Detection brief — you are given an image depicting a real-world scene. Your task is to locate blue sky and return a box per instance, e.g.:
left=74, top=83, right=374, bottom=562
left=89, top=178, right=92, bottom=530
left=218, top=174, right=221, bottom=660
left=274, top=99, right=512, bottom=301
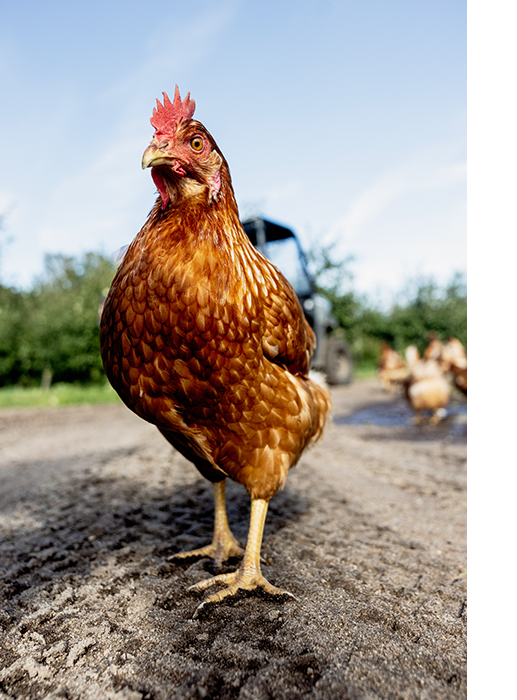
left=0, top=0, right=466, bottom=301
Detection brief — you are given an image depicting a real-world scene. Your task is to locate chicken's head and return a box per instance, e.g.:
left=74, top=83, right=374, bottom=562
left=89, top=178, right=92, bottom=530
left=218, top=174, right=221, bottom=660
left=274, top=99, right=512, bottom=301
left=142, top=86, right=223, bottom=209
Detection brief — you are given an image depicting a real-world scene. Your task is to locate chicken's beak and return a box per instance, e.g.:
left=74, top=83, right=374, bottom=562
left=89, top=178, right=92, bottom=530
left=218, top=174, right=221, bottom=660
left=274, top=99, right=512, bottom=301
left=142, top=144, right=187, bottom=177
left=142, top=144, right=162, bottom=169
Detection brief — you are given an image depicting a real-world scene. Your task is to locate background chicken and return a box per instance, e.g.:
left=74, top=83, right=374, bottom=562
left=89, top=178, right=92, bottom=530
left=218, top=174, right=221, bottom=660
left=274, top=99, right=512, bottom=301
left=100, top=87, right=332, bottom=612
left=441, top=337, right=467, bottom=395
left=423, top=334, right=467, bottom=396
left=404, top=345, right=450, bottom=423
left=377, top=341, right=408, bottom=391
left=422, top=331, right=444, bottom=363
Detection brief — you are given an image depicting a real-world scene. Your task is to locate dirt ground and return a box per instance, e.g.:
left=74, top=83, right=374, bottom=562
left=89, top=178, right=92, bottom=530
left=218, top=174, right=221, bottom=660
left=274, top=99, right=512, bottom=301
left=0, top=379, right=466, bottom=700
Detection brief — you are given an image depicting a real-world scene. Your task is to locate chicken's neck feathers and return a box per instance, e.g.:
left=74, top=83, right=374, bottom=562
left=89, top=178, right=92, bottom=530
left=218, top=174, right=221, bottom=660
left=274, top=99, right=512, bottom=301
left=131, top=185, right=282, bottom=306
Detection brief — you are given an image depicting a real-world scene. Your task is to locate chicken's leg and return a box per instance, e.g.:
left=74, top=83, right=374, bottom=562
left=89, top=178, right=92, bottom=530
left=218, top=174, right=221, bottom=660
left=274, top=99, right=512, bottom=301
left=190, top=498, right=294, bottom=614
left=169, top=481, right=243, bottom=567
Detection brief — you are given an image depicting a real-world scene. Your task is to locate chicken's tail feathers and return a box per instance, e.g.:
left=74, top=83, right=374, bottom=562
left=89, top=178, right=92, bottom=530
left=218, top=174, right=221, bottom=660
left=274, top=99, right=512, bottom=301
left=307, top=370, right=333, bottom=443
left=308, top=369, right=329, bottom=389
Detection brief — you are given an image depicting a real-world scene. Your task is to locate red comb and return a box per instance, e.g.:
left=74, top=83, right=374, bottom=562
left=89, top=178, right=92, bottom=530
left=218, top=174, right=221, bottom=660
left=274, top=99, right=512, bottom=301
left=150, top=86, right=196, bottom=137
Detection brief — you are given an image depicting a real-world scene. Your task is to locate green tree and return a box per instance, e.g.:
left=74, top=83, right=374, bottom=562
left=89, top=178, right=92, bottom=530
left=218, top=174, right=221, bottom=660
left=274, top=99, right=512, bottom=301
left=387, top=273, right=467, bottom=354
left=0, top=284, right=27, bottom=386
left=0, top=252, right=116, bottom=387
left=307, top=241, right=466, bottom=367
left=27, top=252, right=116, bottom=384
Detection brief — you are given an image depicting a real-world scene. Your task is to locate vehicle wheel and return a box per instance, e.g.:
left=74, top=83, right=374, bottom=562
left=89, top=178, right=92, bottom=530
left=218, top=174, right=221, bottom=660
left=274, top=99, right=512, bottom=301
left=325, top=337, right=354, bottom=385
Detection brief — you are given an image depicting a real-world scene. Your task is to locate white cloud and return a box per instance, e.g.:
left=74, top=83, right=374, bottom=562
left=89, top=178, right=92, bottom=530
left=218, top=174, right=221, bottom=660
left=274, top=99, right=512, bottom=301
left=38, top=134, right=150, bottom=254
left=327, top=142, right=466, bottom=247
left=349, top=194, right=466, bottom=303
left=0, top=191, right=15, bottom=216
left=101, top=1, right=239, bottom=114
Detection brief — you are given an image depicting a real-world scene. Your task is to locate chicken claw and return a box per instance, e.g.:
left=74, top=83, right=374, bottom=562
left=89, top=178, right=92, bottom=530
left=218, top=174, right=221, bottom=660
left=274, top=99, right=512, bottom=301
left=190, top=498, right=295, bottom=615
left=169, top=481, right=243, bottom=567
left=169, top=539, right=243, bottom=568
left=190, top=569, right=294, bottom=615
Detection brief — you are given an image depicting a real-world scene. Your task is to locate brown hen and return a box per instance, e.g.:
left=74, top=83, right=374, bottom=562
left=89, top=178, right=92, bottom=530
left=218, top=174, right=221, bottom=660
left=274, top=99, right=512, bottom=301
left=378, top=342, right=408, bottom=392
left=100, top=87, right=332, bottom=611
left=441, top=337, right=467, bottom=395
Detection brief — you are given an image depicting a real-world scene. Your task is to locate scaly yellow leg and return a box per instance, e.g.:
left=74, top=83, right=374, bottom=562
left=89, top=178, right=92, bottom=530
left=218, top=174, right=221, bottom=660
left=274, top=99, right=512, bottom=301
left=190, top=498, right=294, bottom=614
left=169, top=481, right=243, bottom=567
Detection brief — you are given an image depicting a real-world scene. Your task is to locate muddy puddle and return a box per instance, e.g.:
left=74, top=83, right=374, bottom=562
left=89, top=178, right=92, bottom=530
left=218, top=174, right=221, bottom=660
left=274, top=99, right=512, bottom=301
left=334, top=396, right=467, bottom=434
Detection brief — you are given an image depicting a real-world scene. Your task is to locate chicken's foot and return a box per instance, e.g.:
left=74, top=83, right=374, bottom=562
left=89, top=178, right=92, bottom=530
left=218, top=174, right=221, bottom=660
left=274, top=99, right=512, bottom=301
left=190, top=498, right=294, bottom=615
left=431, top=407, right=447, bottom=424
left=169, top=481, right=243, bottom=567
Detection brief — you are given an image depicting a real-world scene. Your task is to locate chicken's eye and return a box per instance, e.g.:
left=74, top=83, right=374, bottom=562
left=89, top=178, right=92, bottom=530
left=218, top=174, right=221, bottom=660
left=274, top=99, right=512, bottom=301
left=190, top=137, right=204, bottom=152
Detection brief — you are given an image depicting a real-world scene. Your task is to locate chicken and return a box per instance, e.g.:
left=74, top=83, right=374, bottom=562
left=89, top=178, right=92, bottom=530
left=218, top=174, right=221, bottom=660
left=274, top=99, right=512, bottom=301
left=422, top=332, right=445, bottom=363
left=377, top=342, right=408, bottom=391
left=424, top=334, right=467, bottom=396
left=100, top=87, right=332, bottom=611
left=404, top=345, right=450, bottom=423
left=441, top=337, right=467, bottom=396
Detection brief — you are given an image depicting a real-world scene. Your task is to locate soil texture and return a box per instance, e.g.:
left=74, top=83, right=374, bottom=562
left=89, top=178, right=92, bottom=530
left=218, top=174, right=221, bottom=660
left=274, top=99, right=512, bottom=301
left=0, top=380, right=467, bottom=699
